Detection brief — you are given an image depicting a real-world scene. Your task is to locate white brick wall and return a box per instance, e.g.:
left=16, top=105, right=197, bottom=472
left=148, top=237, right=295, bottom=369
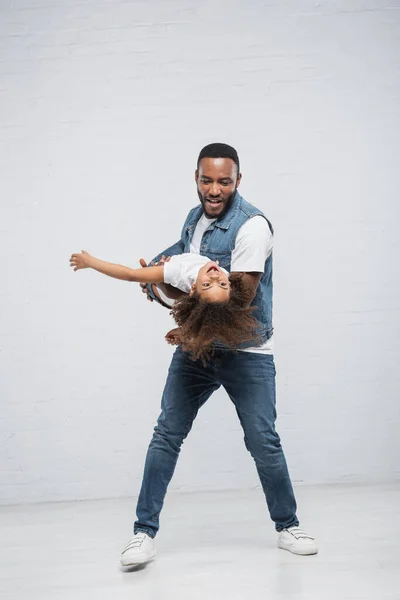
left=1, top=0, right=399, bottom=505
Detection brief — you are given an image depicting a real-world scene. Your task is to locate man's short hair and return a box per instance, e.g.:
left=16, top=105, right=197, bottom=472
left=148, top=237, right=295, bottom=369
left=197, top=143, right=240, bottom=174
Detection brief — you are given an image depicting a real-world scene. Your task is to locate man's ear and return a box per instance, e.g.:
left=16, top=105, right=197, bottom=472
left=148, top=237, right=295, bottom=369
left=189, top=283, right=197, bottom=297
left=195, top=169, right=199, bottom=184
left=236, top=172, right=242, bottom=189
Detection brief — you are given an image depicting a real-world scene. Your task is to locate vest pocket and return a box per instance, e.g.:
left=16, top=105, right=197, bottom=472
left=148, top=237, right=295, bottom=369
left=204, top=251, right=231, bottom=271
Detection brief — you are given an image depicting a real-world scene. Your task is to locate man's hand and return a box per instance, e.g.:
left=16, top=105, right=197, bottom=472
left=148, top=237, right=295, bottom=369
left=139, top=256, right=170, bottom=302
left=70, top=250, right=92, bottom=271
left=165, top=327, right=182, bottom=346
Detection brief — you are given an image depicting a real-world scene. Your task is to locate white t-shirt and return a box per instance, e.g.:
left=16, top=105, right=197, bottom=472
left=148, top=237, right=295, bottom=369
left=163, top=253, right=229, bottom=292
left=157, top=213, right=274, bottom=355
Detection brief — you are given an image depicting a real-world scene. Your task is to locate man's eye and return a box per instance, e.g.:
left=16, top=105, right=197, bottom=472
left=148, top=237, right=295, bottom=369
left=203, top=282, right=210, bottom=287
left=220, top=181, right=230, bottom=186
left=220, top=282, right=227, bottom=287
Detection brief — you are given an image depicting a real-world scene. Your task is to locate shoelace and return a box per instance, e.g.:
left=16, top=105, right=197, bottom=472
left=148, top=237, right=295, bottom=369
left=122, top=533, right=147, bottom=553
left=285, top=527, right=314, bottom=540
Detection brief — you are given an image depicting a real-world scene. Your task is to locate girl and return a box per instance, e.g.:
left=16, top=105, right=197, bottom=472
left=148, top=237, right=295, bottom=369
left=69, top=250, right=260, bottom=362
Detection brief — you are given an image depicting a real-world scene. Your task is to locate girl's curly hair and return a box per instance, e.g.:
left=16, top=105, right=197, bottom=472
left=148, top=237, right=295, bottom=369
left=170, top=274, right=261, bottom=363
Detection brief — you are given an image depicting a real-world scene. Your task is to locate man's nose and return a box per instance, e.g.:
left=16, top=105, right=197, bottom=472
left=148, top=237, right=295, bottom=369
left=209, top=183, right=220, bottom=197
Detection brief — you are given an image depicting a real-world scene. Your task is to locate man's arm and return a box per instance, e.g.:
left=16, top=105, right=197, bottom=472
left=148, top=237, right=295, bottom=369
left=235, top=272, right=263, bottom=307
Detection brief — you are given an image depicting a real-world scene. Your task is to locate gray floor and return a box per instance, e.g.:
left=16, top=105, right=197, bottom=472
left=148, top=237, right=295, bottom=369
left=1, top=484, right=399, bottom=600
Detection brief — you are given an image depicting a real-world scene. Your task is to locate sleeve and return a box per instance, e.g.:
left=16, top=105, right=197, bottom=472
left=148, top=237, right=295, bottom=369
left=163, top=255, right=183, bottom=288
left=230, top=216, right=273, bottom=273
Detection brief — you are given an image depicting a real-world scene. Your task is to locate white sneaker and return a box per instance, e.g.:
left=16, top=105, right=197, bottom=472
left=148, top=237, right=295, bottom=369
left=120, top=532, right=156, bottom=567
left=278, top=526, right=318, bottom=555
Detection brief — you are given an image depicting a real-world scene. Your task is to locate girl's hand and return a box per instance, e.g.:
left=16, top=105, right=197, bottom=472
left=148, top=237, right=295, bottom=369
left=70, top=250, right=92, bottom=271
left=165, top=327, right=182, bottom=346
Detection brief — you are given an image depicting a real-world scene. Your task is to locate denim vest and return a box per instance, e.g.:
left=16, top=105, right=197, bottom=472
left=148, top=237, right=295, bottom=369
left=149, top=192, right=273, bottom=345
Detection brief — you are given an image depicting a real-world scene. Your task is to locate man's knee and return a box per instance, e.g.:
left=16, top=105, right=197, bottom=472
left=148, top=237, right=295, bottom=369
left=150, top=413, right=193, bottom=453
left=244, top=427, right=282, bottom=460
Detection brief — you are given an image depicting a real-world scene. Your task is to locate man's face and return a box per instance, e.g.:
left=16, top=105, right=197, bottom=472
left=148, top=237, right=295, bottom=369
left=195, top=157, right=241, bottom=218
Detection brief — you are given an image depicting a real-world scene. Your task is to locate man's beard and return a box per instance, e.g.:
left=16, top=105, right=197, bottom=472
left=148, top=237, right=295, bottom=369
left=197, top=190, right=236, bottom=219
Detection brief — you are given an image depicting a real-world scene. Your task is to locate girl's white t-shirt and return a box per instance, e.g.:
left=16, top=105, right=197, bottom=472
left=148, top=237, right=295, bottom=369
left=163, top=254, right=228, bottom=293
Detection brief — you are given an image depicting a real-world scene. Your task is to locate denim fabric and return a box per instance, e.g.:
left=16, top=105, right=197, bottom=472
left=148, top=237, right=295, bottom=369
left=134, top=347, right=299, bottom=537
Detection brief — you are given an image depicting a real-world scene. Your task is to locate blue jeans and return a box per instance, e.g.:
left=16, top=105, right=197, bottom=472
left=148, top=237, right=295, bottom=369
left=134, top=347, right=299, bottom=537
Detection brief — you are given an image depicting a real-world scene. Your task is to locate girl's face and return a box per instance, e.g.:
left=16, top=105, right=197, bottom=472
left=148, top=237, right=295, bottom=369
left=191, top=261, right=231, bottom=303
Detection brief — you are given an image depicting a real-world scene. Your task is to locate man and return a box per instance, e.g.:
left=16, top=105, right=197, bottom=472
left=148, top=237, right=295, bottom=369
left=121, top=143, right=317, bottom=566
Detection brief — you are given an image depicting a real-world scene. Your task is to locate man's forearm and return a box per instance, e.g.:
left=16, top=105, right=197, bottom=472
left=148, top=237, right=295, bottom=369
left=233, top=272, right=263, bottom=307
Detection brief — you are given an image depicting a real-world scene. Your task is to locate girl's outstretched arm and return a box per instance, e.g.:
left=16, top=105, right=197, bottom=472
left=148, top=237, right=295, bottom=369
left=69, top=250, right=164, bottom=283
